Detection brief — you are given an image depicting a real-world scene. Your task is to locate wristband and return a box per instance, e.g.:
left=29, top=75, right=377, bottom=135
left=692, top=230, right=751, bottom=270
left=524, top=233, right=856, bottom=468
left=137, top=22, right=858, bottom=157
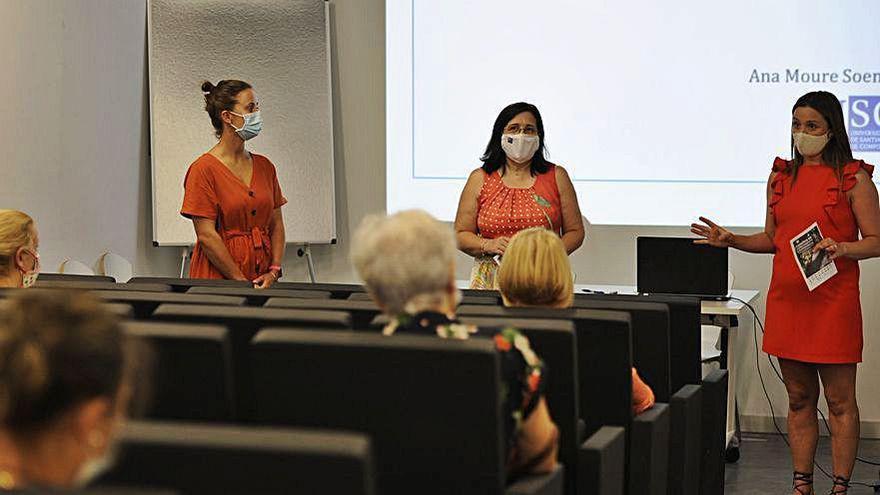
left=269, top=265, right=282, bottom=279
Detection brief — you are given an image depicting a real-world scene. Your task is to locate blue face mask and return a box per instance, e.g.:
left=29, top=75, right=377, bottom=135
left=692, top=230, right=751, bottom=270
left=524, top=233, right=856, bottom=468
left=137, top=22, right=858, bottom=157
left=229, top=110, right=263, bottom=141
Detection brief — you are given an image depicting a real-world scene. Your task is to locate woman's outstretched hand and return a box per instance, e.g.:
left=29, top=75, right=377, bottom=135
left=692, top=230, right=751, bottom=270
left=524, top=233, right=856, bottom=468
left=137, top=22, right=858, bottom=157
left=691, top=217, right=735, bottom=248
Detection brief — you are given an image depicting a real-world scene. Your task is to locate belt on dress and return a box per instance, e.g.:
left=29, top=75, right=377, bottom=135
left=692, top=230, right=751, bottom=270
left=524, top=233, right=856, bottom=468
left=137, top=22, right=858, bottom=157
left=224, top=226, right=270, bottom=249
left=223, top=227, right=272, bottom=272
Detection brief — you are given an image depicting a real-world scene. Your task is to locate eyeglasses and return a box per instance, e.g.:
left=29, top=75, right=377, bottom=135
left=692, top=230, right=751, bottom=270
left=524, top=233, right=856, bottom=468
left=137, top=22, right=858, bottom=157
left=503, top=124, right=538, bottom=136
left=230, top=102, right=261, bottom=116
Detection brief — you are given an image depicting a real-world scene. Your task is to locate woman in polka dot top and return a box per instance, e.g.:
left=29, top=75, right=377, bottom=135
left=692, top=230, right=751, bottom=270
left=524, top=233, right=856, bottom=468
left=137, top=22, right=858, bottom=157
left=454, top=102, right=585, bottom=289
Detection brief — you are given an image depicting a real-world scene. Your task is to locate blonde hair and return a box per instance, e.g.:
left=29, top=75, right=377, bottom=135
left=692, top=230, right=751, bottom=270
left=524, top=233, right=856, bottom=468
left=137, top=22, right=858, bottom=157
left=497, top=228, right=573, bottom=308
left=0, top=210, right=35, bottom=277
left=351, top=210, right=456, bottom=315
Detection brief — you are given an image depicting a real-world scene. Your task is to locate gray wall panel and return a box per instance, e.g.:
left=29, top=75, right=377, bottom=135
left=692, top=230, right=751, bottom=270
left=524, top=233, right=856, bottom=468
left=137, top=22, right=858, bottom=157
left=149, top=0, right=335, bottom=245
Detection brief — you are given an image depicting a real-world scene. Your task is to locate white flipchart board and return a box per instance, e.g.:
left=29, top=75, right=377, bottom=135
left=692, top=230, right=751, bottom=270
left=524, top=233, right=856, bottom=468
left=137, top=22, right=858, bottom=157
left=148, top=0, right=336, bottom=246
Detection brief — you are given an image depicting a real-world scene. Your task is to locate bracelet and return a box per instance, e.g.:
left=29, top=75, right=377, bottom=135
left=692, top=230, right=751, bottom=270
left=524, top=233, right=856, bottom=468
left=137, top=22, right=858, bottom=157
left=269, top=265, right=282, bottom=280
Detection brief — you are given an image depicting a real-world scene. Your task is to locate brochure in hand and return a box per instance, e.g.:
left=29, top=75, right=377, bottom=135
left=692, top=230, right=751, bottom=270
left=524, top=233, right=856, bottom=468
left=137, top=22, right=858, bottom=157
left=790, top=222, right=837, bottom=291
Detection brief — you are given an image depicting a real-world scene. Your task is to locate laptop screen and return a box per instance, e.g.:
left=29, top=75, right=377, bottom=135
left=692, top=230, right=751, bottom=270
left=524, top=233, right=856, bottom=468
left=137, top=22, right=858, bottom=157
left=637, top=237, right=728, bottom=296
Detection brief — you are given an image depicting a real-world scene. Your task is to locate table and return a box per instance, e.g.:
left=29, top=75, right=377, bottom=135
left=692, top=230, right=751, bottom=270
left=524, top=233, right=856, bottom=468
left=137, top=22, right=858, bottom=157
left=574, top=285, right=760, bottom=461
left=699, top=290, right=760, bottom=462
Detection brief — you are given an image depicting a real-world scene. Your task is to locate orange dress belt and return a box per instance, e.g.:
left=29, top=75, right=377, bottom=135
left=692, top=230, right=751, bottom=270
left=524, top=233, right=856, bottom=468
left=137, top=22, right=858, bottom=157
left=223, top=227, right=271, bottom=270
left=225, top=226, right=270, bottom=248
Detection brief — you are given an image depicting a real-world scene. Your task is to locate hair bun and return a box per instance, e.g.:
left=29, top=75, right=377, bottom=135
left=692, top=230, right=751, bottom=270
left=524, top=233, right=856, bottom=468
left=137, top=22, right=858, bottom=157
left=201, top=81, right=216, bottom=95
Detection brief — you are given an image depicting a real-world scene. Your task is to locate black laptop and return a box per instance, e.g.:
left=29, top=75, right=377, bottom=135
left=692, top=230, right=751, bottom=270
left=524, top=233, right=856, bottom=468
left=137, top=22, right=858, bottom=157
left=636, top=236, right=729, bottom=299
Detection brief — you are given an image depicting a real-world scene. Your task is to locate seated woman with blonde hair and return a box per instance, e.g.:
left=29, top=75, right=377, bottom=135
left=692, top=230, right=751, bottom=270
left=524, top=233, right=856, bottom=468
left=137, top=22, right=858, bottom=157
left=351, top=210, right=559, bottom=478
left=0, top=210, right=40, bottom=289
left=497, top=227, right=655, bottom=415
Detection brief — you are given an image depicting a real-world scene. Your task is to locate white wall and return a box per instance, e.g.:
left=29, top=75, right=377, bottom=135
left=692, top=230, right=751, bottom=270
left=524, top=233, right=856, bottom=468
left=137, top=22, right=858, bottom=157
left=3, top=0, right=879, bottom=434
left=1, top=0, right=181, bottom=277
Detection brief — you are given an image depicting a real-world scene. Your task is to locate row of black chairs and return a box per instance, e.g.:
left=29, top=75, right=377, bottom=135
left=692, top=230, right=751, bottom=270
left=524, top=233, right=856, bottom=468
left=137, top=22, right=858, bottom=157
left=11, top=275, right=728, bottom=495
left=106, top=319, right=568, bottom=495
left=35, top=275, right=703, bottom=393
left=99, top=421, right=376, bottom=495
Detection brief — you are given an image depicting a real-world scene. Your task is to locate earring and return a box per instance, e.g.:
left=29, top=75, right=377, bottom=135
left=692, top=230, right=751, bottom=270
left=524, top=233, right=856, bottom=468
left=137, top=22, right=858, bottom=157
left=87, top=430, right=105, bottom=450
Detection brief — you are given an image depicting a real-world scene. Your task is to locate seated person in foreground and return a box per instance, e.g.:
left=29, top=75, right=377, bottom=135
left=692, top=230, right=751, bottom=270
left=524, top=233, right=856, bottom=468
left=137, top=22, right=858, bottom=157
left=351, top=210, right=559, bottom=478
left=0, top=290, right=150, bottom=492
left=497, top=227, right=655, bottom=415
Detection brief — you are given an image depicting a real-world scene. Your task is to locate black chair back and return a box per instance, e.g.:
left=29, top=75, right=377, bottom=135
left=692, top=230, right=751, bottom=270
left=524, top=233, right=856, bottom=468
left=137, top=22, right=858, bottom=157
left=34, top=280, right=171, bottom=292
left=128, top=278, right=364, bottom=298
left=570, top=300, right=671, bottom=401
left=92, top=291, right=246, bottom=319
left=454, top=305, right=633, bottom=438
left=628, top=404, right=669, bottom=495
left=123, top=322, right=235, bottom=422
left=265, top=297, right=382, bottom=329
left=128, top=277, right=253, bottom=293
left=82, top=488, right=177, bottom=495
left=151, top=304, right=351, bottom=417
left=150, top=304, right=351, bottom=329
left=250, top=329, right=505, bottom=495
left=104, top=302, right=135, bottom=318
left=98, top=421, right=375, bottom=495
left=348, top=291, right=500, bottom=306
left=38, top=273, right=116, bottom=283
left=699, top=369, right=728, bottom=494
left=667, top=384, right=702, bottom=495
left=347, top=292, right=373, bottom=301
left=273, top=281, right=366, bottom=298
left=575, top=293, right=701, bottom=392
left=461, top=294, right=503, bottom=305
left=461, top=288, right=499, bottom=298
left=186, top=286, right=331, bottom=306
left=460, top=316, right=579, bottom=494
left=579, top=426, right=626, bottom=495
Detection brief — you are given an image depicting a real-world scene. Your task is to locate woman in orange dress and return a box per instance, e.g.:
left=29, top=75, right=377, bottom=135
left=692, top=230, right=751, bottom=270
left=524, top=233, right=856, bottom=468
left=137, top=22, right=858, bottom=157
left=693, top=91, right=880, bottom=494
left=455, top=102, right=585, bottom=289
left=181, top=80, right=287, bottom=288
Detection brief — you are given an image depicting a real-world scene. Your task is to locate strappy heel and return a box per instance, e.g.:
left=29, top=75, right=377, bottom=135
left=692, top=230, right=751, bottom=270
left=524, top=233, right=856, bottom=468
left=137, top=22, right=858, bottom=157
left=792, top=471, right=813, bottom=494
left=829, top=475, right=850, bottom=494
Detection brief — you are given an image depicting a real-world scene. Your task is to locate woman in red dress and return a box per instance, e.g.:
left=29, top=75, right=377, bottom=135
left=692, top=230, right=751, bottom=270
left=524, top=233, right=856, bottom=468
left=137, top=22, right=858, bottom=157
left=181, top=80, right=287, bottom=288
left=454, top=102, right=585, bottom=288
left=693, top=91, right=880, bottom=494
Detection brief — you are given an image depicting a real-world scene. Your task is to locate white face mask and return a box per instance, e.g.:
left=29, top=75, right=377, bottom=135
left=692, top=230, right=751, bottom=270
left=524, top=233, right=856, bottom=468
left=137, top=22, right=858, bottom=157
left=229, top=110, right=263, bottom=141
left=501, top=134, right=540, bottom=164
left=73, top=446, right=117, bottom=488
left=18, top=249, right=39, bottom=288
left=793, top=132, right=830, bottom=157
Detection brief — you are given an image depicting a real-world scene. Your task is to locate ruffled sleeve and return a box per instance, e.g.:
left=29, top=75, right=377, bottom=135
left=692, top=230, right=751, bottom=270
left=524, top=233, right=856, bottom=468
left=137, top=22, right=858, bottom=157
left=823, top=160, right=876, bottom=226
left=841, top=160, right=875, bottom=193
left=769, top=157, right=790, bottom=212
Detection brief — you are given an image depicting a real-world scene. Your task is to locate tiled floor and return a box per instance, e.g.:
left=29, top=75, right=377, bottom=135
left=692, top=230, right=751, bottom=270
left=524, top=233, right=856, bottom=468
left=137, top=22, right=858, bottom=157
left=726, top=433, right=880, bottom=494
